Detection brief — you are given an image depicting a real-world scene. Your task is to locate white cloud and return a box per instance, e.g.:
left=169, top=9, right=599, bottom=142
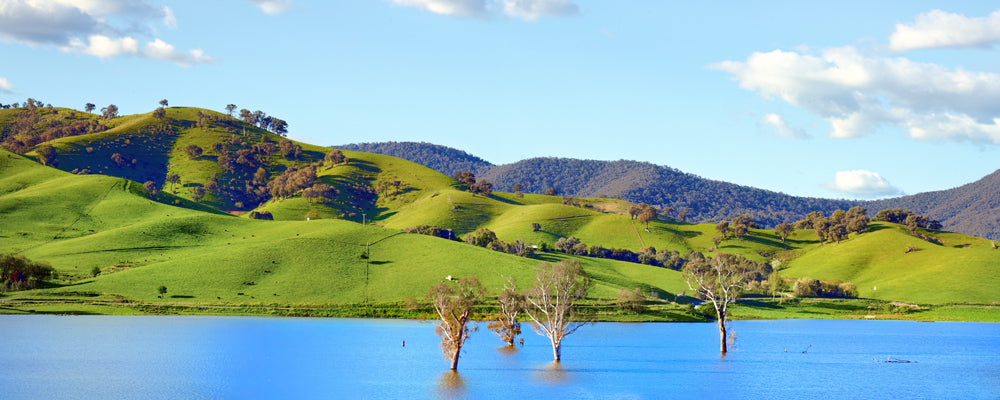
left=0, top=0, right=210, bottom=66
left=825, top=170, right=903, bottom=198
left=760, top=113, right=808, bottom=138
left=0, top=77, right=13, bottom=93
left=709, top=46, right=1000, bottom=143
left=500, top=0, right=578, bottom=21
left=390, top=0, right=578, bottom=20
left=249, top=0, right=293, bottom=15
left=890, top=9, right=1000, bottom=51
left=162, top=6, right=176, bottom=28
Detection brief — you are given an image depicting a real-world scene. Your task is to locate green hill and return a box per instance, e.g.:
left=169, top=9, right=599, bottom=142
left=2, top=106, right=999, bottom=318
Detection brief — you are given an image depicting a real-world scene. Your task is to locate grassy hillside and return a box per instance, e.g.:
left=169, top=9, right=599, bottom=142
left=3, top=106, right=999, bottom=317
left=0, top=148, right=684, bottom=308
left=781, top=222, right=1000, bottom=304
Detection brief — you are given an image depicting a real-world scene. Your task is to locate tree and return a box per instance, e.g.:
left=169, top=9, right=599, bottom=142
left=100, top=104, right=119, bottom=119
left=36, top=144, right=57, bottom=166
left=159, top=99, right=168, bottom=107
left=715, top=221, right=731, bottom=240
left=775, top=223, right=793, bottom=243
left=143, top=181, right=159, bottom=197
left=239, top=109, right=253, bottom=125
left=616, top=288, right=645, bottom=313
left=637, top=205, right=657, bottom=229
left=85, top=103, right=95, bottom=113
left=166, top=173, right=180, bottom=193
left=524, top=259, right=591, bottom=362
left=184, top=144, right=203, bottom=160
left=157, top=285, right=167, bottom=296
left=325, top=149, right=348, bottom=165
left=153, top=107, right=166, bottom=121
left=487, top=276, right=526, bottom=347
left=191, top=187, right=206, bottom=203
left=682, top=253, right=749, bottom=355
left=531, top=222, right=541, bottom=232
left=270, top=118, right=288, bottom=136
left=453, top=171, right=476, bottom=188
left=544, top=188, right=556, bottom=196
left=428, top=276, right=483, bottom=370
left=225, top=104, right=237, bottom=117
left=471, top=179, right=493, bottom=196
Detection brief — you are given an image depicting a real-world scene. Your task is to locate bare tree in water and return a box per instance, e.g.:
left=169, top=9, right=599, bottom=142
left=429, top=276, right=483, bottom=370
left=524, top=259, right=591, bottom=362
left=487, top=275, right=526, bottom=347
left=682, top=253, right=748, bottom=355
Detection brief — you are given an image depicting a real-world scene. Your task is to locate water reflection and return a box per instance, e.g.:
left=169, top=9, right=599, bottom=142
left=534, top=361, right=570, bottom=385
left=436, top=370, right=466, bottom=399
left=496, top=345, right=519, bottom=355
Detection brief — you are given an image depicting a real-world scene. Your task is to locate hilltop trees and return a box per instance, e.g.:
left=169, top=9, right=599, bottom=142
left=84, top=103, right=95, bottom=113
left=775, top=222, right=793, bottom=243
left=159, top=99, right=168, bottom=107
left=100, top=104, right=119, bottom=119
left=794, top=207, right=870, bottom=244
left=429, top=276, right=484, bottom=370
left=524, top=259, right=591, bottom=362
left=225, top=104, right=237, bottom=116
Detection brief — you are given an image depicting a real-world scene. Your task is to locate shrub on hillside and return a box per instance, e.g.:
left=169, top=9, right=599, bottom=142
left=1, top=254, right=55, bottom=291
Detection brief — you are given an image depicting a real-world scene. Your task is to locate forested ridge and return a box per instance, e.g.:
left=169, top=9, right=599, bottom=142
left=335, top=141, right=1000, bottom=239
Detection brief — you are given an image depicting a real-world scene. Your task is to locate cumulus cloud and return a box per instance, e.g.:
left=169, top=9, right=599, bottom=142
left=760, top=113, right=809, bottom=138
left=0, top=77, right=13, bottom=93
left=390, top=0, right=578, bottom=21
left=825, top=170, right=903, bottom=198
left=890, top=9, right=1000, bottom=51
left=709, top=46, right=1000, bottom=144
left=249, top=0, right=293, bottom=15
left=0, top=0, right=210, bottom=66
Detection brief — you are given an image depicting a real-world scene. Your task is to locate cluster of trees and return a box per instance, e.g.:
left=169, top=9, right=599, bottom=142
left=551, top=236, right=701, bottom=270
left=403, top=225, right=456, bottom=241
left=266, top=166, right=317, bottom=199
left=462, top=228, right=534, bottom=257
left=873, top=208, right=942, bottom=234
left=628, top=203, right=658, bottom=229
left=714, top=214, right=759, bottom=244
left=453, top=171, right=493, bottom=196
left=1, top=254, right=55, bottom=292
left=0, top=99, right=107, bottom=154
left=429, top=260, right=590, bottom=370
left=792, top=277, right=858, bottom=298
left=237, top=108, right=288, bottom=136
left=787, top=207, right=871, bottom=244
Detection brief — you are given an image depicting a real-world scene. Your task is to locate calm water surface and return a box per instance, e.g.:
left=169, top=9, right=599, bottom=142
left=1, top=316, right=997, bottom=399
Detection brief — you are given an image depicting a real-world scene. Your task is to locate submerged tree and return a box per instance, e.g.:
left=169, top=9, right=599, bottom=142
left=524, top=259, right=591, bottom=362
left=429, top=276, right=484, bottom=370
left=487, top=276, right=526, bottom=347
left=682, top=253, right=749, bottom=355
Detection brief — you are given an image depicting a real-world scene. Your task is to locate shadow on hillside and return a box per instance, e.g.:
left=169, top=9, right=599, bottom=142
left=170, top=295, right=194, bottom=299
left=369, top=261, right=392, bottom=265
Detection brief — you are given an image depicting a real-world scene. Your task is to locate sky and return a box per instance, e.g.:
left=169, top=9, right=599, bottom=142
left=3, top=0, right=1000, bottom=200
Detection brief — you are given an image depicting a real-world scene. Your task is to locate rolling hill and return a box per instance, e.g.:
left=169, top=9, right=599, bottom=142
left=2, top=106, right=998, bottom=312
left=335, top=141, right=1000, bottom=240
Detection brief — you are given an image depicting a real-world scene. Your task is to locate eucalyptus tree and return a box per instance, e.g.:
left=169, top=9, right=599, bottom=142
left=524, top=259, right=591, bottom=362
left=682, top=253, right=749, bottom=355
left=429, top=276, right=484, bottom=370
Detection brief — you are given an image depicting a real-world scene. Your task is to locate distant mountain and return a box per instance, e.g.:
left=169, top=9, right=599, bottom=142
left=867, top=170, right=1000, bottom=241
left=336, top=141, right=1000, bottom=240
left=336, top=142, right=492, bottom=177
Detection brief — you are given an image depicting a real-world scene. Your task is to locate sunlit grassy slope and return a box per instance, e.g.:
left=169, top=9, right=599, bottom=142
left=4, top=106, right=999, bottom=307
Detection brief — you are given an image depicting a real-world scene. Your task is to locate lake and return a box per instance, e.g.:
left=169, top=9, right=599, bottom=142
left=1, top=316, right=997, bottom=399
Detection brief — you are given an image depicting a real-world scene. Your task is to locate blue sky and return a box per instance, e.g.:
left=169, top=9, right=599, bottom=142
left=3, top=1, right=1000, bottom=200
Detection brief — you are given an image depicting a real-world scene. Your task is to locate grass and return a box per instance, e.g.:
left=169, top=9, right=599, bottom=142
left=3, top=107, right=1000, bottom=321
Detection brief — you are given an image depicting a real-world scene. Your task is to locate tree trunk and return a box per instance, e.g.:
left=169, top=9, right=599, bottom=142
left=551, top=339, right=562, bottom=362
left=718, top=312, right=728, bottom=355
left=450, top=346, right=460, bottom=370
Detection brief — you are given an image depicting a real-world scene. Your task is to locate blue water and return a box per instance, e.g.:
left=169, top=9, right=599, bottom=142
left=0, top=316, right=997, bottom=399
